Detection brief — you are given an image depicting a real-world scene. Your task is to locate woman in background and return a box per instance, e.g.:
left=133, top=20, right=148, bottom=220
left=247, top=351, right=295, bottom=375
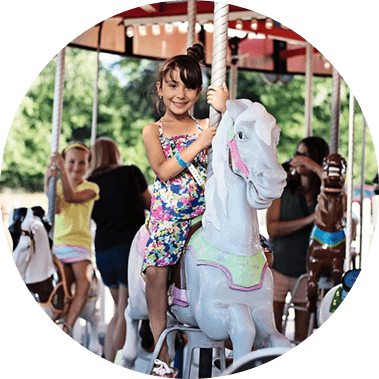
left=88, top=137, right=151, bottom=362
left=266, top=136, right=329, bottom=343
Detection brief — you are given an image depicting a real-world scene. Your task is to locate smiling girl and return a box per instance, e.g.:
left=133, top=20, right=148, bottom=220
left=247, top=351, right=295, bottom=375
left=142, top=43, right=229, bottom=377
left=44, top=141, right=99, bottom=335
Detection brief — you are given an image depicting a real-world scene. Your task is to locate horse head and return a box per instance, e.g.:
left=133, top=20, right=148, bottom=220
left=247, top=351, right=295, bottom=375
left=210, top=99, right=286, bottom=218
left=9, top=207, right=55, bottom=284
left=9, top=208, right=35, bottom=281
left=321, top=153, right=347, bottom=193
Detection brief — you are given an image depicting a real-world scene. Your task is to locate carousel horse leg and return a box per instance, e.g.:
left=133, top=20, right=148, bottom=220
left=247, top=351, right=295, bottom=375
left=332, top=256, right=344, bottom=287
left=227, top=304, right=256, bottom=362
left=119, top=305, right=141, bottom=368
left=307, top=262, right=322, bottom=313
left=83, top=301, right=102, bottom=356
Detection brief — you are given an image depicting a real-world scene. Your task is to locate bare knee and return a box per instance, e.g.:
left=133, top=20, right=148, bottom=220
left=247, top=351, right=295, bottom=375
left=145, top=266, right=170, bottom=289
left=76, top=276, right=91, bottom=297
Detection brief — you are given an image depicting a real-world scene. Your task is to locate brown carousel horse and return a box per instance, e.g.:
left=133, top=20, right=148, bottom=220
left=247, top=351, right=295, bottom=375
left=306, top=153, right=347, bottom=312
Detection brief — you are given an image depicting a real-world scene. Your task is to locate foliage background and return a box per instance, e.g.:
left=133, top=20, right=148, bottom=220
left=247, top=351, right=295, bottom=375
left=1, top=47, right=377, bottom=192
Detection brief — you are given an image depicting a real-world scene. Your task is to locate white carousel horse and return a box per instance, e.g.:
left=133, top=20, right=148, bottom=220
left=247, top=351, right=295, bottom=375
left=120, top=99, right=291, bottom=371
left=9, top=206, right=102, bottom=355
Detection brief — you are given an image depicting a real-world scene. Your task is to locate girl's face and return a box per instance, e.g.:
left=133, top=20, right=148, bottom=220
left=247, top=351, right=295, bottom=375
left=64, top=148, right=90, bottom=184
left=157, top=67, right=201, bottom=117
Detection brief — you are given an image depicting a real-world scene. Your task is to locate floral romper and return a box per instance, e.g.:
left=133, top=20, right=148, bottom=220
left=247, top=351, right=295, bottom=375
left=142, top=118, right=208, bottom=274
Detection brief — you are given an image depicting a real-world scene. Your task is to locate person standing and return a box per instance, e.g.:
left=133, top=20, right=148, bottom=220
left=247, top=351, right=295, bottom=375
left=266, top=136, right=329, bottom=343
left=87, top=137, right=151, bottom=362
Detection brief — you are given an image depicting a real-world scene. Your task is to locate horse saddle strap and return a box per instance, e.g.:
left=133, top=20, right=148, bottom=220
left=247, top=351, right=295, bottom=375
left=52, top=254, right=74, bottom=301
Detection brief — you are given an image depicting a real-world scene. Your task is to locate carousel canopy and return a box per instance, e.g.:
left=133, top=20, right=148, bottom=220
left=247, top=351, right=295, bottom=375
left=68, top=1, right=331, bottom=76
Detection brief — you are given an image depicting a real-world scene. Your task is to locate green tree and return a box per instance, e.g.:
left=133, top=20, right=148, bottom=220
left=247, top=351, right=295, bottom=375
left=2, top=48, right=377, bottom=192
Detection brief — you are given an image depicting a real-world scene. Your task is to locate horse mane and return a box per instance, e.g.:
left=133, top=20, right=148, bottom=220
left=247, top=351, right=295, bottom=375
left=203, top=99, right=267, bottom=231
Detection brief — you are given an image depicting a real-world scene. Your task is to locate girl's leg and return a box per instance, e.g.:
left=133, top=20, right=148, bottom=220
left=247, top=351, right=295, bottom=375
left=63, top=260, right=93, bottom=333
left=145, top=265, right=171, bottom=365
left=105, top=285, right=128, bottom=362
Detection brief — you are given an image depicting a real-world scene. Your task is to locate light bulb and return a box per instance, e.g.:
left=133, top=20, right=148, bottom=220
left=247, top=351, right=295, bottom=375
left=236, top=19, right=243, bottom=30
left=126, top=26, right=134, bottom=38
left=152, top=24, right=161, bottom=36
left=265, top=18, right=274, bottom=30
left=138, top=25, right=147, bottom=37
left=165, top=23, right=174, bottom=35
left=250, top=18, right=258, bottom=31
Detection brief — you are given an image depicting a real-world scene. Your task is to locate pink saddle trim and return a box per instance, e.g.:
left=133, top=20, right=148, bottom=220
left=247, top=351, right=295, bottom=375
left=137, top=226, right=150, bottom=256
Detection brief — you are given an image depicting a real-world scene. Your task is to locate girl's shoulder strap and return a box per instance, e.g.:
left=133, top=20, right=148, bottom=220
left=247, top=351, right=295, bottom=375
left=191, top=116, right=202, bottom=132
left=158, top=118, right=164, bottom=139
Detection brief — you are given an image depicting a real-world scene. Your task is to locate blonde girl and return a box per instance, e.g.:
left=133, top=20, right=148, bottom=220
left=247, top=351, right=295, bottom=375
left=44, top=141, right=99, bottom=334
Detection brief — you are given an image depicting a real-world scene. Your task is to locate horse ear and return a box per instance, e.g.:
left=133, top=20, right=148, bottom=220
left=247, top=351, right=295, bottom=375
left=250, top=103, right=276, bottom=146
left=225, top=99, right=252, bottom=121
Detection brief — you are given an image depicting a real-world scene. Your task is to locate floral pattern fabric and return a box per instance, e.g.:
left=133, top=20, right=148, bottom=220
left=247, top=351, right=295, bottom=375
left=142, top=118, right=207, bottom=273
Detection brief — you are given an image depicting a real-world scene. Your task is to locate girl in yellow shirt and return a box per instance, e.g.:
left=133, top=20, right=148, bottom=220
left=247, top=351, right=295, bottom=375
left=44, top=142, right=99, bottom=334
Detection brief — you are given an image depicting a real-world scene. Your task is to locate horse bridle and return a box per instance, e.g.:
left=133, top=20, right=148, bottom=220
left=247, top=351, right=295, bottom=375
left=9, top=207, right=36, bottom=257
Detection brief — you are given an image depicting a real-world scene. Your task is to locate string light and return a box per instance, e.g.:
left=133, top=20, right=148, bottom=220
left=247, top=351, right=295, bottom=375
left=138, top=25, right=147, bottom=37
left=126, top=25, right=134, bottom=38
left=265, top=18, right=274, bottom=30
left=178, top=22, right=187, bottom=34
left=236, top=19, right=243, bottom=30
left=152, top=24, right=161, bottom=36
left=165, top=23, right=174, bottom=35
left=250, top=18, right=258, bottom=31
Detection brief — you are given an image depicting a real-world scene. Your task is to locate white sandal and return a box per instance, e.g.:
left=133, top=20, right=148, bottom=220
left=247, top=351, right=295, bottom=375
left=151, top=359, right=179, bottom=378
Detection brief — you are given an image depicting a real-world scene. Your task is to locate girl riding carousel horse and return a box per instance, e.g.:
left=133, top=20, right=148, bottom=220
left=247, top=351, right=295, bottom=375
left=44, top=141, right=99, bottom=335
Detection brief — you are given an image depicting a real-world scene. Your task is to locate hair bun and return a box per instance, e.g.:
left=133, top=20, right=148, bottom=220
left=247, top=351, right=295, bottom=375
left=187, top=43, right=205, bottom=65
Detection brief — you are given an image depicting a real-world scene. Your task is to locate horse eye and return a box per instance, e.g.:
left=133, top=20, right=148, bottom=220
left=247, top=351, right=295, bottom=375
left=237, top=131, right=245, bottom=140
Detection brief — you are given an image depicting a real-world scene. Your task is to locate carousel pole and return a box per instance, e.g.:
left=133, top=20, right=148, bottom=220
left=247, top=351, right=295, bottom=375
left=207, top=2, right=229, bottom=179
left=330, top=67, right=342, bottom=154
left=197, top=4, right=228, bottom=377
left=345, top=91, right=356, bottom=270
left=186, top=0, right=196, bottom=47
left=304, top=42, right=313, bottom=137
left=187, top=0, right=197, bottom=118
left=91, top=22, right=103, bottom=147
left=47, top=48, right=66, bottom=229
left=358, top=116, right=367, bottom=269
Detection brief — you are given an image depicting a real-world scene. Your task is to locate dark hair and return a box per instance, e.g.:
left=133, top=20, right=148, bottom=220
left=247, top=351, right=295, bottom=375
left=156, top=43, right=205, bottom=114
left=61, top=141, right=92, bottom=162
left=287, top=136, right=329, bottom=201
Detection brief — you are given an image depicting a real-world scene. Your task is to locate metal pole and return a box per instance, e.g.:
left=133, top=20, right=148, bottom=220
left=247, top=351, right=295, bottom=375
left=358, top=116, right=367, bottom=268
left=345, top=91, right=355, bottom=270
left=186, top=0, right=197, bottom=48
left=330, top=67, right=341, bottom=154
left=48, top=48, right=66, bottom=228
left=207, top=2, right=229, bottom=179
left=229, top=63, right=237, bottom=99
left=187, top=0, right=197, bottom=117
left=199, top=4, right=228, bottom=376
left=91, top=23, right=103, bottom=146
left=304, top=42, right=313, bottom=137
left=209, top=3, right=229, bottom=127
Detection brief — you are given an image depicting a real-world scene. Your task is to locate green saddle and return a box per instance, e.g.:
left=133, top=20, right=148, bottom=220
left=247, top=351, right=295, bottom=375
left=187, top=228, right=267, bottom=291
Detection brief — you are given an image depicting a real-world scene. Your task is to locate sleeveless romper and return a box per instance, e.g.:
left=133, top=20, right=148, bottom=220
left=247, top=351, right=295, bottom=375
left=142, top=118, right=208, bottom=274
